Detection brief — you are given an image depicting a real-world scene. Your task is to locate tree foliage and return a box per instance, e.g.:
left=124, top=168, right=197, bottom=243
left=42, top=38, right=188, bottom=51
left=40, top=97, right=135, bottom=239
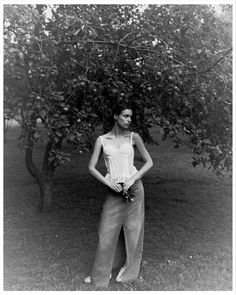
left=3, top=4, right=232, bottom=209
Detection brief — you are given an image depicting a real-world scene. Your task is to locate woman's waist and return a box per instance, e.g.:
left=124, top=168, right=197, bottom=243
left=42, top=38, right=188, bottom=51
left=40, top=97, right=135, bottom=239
left=105, top=167, right=137, bottom=182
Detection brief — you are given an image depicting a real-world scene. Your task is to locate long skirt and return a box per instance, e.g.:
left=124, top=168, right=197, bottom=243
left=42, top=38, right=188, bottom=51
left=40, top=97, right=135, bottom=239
left=90, top=179, right=145, bottom=288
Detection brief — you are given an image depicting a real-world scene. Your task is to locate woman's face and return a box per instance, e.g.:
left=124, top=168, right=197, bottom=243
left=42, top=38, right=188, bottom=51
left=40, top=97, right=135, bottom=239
left=115, top=109, right=133, bottom=130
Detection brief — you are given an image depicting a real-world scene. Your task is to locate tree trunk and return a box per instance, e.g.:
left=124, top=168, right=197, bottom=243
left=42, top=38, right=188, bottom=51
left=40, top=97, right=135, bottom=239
left=42, top=179, right=53, bottom=211
left=4, top=119, right=7, bottom=143
left=4, top=119, right=10, bottom=143
left=38, top=172, right=54, bottom=212
left=25, top=146, right=54, bottom=212
left=24, top=118, right=55, bottom=212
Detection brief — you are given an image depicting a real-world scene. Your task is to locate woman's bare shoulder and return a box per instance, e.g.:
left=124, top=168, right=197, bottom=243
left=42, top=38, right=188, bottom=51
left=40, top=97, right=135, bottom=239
left=102, top=132, right=113, bottom=139
left=132, top=132, right=141, bottom=140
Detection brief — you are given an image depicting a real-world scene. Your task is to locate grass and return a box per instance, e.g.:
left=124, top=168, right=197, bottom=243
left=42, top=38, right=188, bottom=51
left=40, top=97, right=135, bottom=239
left=3, top=126, right=232, bottom=291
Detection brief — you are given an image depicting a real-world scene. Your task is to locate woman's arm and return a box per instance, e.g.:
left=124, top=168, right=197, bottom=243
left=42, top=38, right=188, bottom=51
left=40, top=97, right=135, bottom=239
left=88, top=137, right=123, bottom=193
left=123, top=132, right=153, bottom=192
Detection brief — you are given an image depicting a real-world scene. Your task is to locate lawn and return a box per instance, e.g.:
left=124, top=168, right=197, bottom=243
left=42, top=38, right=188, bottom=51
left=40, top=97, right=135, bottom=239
left=3, top=126, right=233, bottom=291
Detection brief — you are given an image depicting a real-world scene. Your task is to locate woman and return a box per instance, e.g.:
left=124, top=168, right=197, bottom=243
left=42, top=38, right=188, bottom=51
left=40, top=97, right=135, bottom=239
left=84, top=102, right=153, bottom=288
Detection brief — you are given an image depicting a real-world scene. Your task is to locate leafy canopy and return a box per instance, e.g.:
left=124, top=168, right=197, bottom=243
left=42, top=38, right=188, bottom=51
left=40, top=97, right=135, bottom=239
left=4, top=4, right=232, bottom=175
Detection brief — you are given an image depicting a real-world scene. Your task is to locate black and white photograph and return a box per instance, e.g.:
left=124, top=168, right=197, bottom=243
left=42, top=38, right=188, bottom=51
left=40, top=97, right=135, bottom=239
left=2, top=0, right=234, bottom=292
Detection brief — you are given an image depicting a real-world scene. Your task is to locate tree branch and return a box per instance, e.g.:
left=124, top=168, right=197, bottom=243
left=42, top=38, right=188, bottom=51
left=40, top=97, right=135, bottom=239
left=39, top=38, right=232, bottom=73
left=197, top=48, right=232, bottom=75
left=119, top=31, right=133, bottom=44
left=58, top=39, right=186, bottom=66
left=127, top=33, right=168, bottom=48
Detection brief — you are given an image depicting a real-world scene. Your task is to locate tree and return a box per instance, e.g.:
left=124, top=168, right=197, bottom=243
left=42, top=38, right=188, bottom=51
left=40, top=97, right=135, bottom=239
left=140, top=4, right=232, bottom=173
left=4, top=4, right=232, bottom=211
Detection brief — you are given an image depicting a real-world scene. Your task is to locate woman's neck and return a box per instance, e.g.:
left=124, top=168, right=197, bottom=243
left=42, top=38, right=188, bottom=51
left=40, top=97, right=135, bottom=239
left=111, top=124, right=128, bottom=138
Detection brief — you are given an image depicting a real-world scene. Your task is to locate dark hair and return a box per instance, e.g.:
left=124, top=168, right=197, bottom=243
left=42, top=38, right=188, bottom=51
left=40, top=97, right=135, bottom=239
left=103, top=101, right=136, bottom=132
left=112, top=101, right=134, bottom=116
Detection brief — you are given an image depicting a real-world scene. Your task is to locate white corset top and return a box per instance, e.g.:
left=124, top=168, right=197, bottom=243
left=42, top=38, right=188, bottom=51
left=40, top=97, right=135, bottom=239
left=100, top=132, right=137, bottom=183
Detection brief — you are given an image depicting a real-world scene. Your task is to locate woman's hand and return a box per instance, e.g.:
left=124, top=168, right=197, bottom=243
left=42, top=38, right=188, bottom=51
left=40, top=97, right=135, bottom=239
left=107, top=180, right=123, bottom=193
left=123, top=177, right=135, bottom=194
